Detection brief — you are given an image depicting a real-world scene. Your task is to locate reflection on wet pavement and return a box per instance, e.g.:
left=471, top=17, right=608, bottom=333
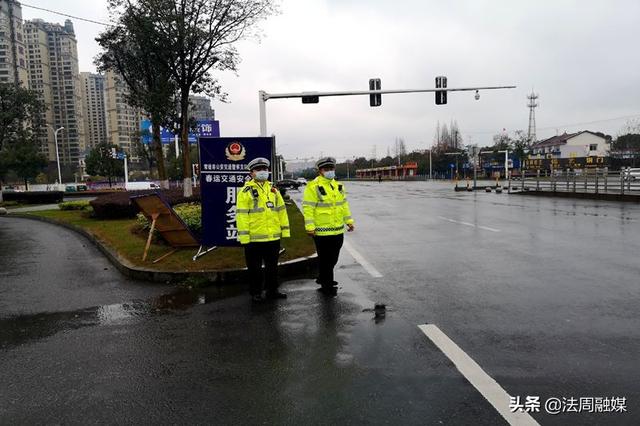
left=0, top=286, right=246, bottom=350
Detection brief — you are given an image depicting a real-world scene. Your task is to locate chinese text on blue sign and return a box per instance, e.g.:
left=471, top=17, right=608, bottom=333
left=140, top=119, right=220, bottom=144
left=198, top=137, right=273, bottom=247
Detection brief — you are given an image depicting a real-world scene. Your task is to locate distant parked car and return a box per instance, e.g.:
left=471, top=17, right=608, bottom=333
left=64, top=184, right=89, bottom=192
left=623, top=168, right=640, bottom=181
left=125, top=181, right=161, bottom=191
left=275, top=179, right=301, bottom=191
left=295, top=177, right=307, bottom=185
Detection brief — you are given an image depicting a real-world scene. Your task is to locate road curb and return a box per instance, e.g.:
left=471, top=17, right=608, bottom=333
left=515, top=190, right=640, bottom=202
left=4, top=213, right=318, bottom=285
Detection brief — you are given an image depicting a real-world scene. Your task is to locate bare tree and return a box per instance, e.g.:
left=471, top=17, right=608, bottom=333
left=398, top=137, right=407, bottom=161
left=450, top=119, right=462, bottom=150
left=124, top=0, right=277, bottom=196
left=440, top=124, right=451, bottom=149
left=96, top=6, right=177, bottom=189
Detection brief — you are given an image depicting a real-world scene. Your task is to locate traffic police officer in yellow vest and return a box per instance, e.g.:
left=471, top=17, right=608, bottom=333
left=236, top=157, right=290, bottom=302
left=303, top=157, right=355, bottom=294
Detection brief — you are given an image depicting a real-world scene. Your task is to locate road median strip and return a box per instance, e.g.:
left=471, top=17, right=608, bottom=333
left=4, top=207, right=317, bottom=285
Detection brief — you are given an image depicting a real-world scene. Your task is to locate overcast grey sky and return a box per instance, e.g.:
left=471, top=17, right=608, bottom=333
left=22, top=0, right=640, bottom=160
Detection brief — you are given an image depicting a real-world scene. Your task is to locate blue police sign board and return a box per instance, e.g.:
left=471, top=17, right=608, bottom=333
left=140, top=119, right=220, bottom=144
left=199, top=137, right=274, bottom=247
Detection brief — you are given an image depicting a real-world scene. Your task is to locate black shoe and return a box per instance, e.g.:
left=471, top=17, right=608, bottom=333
left=317, top=286, right=337, bottom=296
left=266, top=291, right=287, bottom=300
left=251, top=294, right=264, bottom=303
left=316, top=278, right=337, bottom=286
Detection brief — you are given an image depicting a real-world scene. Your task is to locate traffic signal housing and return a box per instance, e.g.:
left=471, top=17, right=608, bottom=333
left=301, top=94, right=319, bottom=104
left=435, top=76, right=447, bottom=105
left=369, top=78, right=382, bottom=107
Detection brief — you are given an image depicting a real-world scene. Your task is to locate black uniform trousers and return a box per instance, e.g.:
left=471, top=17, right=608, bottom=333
left=313, top=233, right=344, bottom=287
left=243, top=240, right=281, bottom=296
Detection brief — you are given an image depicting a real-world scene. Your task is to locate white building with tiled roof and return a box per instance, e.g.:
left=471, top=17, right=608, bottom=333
left=531, top=131, right=609, bottom=158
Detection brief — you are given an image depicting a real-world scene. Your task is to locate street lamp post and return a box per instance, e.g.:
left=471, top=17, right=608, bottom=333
left=51, top=126, right=65, bottom=185
left=496, top=149, right=510, bottom=191
left=425, top=148, right=432, bottom=180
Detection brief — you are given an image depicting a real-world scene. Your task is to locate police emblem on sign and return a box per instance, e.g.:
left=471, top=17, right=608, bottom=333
left=225, top=142, right=246, bottom=161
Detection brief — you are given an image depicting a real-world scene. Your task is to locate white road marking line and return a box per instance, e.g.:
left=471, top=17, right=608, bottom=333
left=437, top=216, right=501, bottom=232
left=477, top=224, right=501, bottom=232
left=418, top=324, right=539, bottom=426
left=343, top=240, right=383, bottom=278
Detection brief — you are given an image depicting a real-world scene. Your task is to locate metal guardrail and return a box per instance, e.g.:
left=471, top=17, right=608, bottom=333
left=518, top=169, right=640, bottom=195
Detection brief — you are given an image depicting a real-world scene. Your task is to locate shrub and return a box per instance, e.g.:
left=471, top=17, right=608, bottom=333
left=0, top=200, right=19, bottom=207
left=1, top=191, right=64, bottom=204
left=59, top=200, right=91, bottom=210
left=91, top=188, right=200, bottom=219
left=173, top=203, right=202, bottom=233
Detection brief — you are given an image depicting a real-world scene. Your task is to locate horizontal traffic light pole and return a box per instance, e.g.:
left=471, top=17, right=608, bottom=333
left=258, top=84, right=516, bottom=138
left=261, top=85, right=516, bottom=100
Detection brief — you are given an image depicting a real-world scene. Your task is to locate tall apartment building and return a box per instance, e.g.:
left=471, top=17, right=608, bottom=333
left=104, top=70, right=140, bottom=156
left=24, top=18, right=86, bottom=165
left=190, top=95, right=215, bottom=120
left=0, top=0, right=28, bottom=85
left=80, top=72, right=107, bottom=148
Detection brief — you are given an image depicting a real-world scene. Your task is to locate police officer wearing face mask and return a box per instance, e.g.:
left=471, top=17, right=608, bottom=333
left=236, top=157, right=290, bottom=302
left=303, top=157, right=355, bottom=295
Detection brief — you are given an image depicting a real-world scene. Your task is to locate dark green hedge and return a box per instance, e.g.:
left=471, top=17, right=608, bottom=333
left=1, top=191, right=64, bottom=204
left=90, top=188, right=201, bottom=219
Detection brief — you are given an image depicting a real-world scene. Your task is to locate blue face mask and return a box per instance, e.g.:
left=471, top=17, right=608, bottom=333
left=323, top=171, right=336, bottom=180
left=254, top=171, right=269, bottom=181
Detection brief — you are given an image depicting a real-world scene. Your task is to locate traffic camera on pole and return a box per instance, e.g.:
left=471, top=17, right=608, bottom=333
left=435, top=76, right=447, bottom=105
left=369, top=78, right=382, bottom=107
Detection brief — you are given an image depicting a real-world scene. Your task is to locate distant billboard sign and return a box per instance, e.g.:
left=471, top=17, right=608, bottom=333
left=140, top=119, right=220, bottom=144
left=523, top=156, right=608, bottom=170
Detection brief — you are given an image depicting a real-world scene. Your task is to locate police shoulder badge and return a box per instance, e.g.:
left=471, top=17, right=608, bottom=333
left=225, top=142, right=246, bottom=161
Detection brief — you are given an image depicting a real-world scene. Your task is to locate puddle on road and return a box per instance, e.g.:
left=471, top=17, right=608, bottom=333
left=0, top=286, right=245, bottom=350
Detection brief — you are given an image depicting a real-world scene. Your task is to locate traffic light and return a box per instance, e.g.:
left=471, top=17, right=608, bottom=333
left=435, top=76, right=447, bottom=105
left=301, top=92, right=319, bottom=104
left=369, top=78, right=382, bottom=107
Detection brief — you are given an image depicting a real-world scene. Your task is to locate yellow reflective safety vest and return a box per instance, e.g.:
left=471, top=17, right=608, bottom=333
left=303, top=176, right=354, bottom=236
left=236, top=179, right=290, bottom=244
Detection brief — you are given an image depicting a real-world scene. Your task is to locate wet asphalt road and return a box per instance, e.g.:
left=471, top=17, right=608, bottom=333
left=1, top=182, right=639, bottom=425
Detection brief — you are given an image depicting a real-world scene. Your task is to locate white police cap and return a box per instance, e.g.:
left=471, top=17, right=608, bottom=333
left=247, top=157, right=270, bottom=170
left=316, top=157, right=336, bottom=169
